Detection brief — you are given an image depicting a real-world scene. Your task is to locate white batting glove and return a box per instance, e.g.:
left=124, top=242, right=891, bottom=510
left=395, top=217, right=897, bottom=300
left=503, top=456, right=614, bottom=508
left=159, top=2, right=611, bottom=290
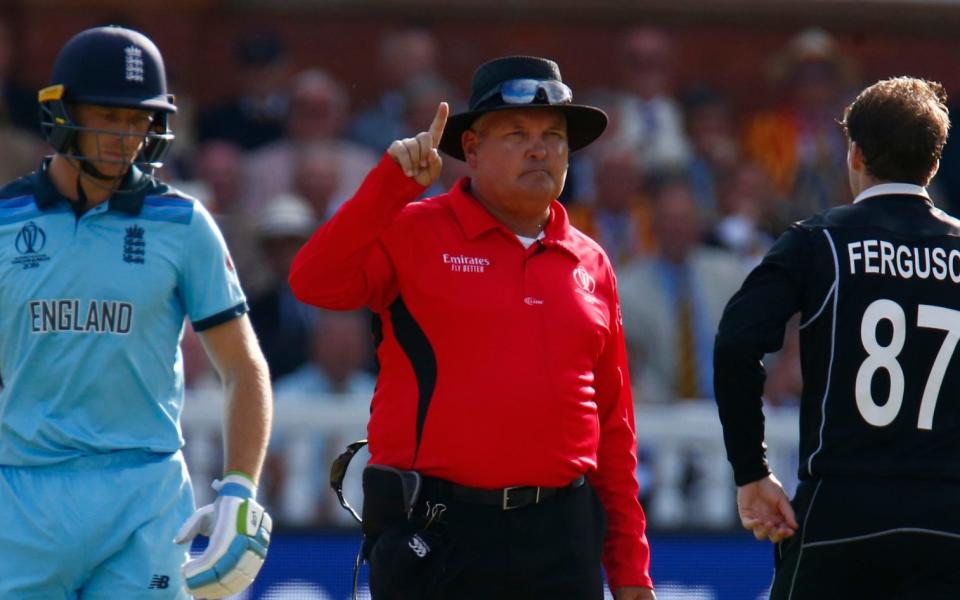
left=174, top=472, right=273, bottom=599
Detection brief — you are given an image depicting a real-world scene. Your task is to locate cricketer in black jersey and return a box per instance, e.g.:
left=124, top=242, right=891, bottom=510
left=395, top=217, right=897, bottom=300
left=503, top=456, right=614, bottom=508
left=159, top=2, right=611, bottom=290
left=717, top=187, right=960, bottom=486
left=714, top=77, right=960, bottom=600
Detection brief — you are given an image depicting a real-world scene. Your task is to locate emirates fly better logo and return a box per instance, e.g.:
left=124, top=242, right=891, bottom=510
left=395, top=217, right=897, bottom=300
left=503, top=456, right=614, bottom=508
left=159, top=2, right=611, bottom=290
left=442, top=253, right=490, bottom=273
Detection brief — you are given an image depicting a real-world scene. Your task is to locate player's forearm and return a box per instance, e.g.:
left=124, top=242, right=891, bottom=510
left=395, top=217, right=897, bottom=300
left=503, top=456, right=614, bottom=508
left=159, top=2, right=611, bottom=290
left=222, top=356, right=273, bottom=484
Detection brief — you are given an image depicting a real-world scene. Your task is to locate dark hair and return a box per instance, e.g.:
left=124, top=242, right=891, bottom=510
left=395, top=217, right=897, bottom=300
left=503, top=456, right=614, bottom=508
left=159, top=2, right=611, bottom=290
left=841, top=77, right=950, bottom=185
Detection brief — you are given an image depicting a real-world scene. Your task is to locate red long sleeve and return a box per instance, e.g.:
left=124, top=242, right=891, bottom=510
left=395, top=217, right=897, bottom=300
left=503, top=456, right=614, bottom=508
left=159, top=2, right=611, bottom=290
left=289, top=154, right=425, bottom=311
left=589, top=265, right=652, bottom=589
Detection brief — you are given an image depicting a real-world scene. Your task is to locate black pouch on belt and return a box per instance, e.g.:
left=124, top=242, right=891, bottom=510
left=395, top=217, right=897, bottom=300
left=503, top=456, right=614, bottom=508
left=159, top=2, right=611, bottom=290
left=368, top=525, right=450, bottom=599
left=361, top=465, right=452, bottom=599
left=360, top=464, right=423, bottom=538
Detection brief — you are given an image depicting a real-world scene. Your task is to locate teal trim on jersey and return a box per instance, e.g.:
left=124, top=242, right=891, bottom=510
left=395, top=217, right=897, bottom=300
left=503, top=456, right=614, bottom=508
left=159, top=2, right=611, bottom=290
left=0, top=194, right=32, bottom=208
left=140, top=196, right=194, bottom=225
left=145, top=196, right=194, bottom=208
left=0, top=202, right=44, bottom=225
left=0, top=178, right=39, bottom=202
left=0, top=203, right=73, bottom=225
left=0, top=181, right=68, bottom=225
left=0, top=162, right=247, bottom=466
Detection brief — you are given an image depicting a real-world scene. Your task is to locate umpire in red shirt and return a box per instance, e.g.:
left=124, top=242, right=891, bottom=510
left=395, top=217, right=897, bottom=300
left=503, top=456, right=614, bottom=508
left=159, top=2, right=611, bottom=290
left=290, top=56, right=655, bottom=600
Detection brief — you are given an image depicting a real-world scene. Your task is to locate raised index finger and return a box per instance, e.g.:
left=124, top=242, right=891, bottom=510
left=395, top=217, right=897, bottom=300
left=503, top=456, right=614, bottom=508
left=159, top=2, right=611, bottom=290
left=429, top=101, right=449, bottom=149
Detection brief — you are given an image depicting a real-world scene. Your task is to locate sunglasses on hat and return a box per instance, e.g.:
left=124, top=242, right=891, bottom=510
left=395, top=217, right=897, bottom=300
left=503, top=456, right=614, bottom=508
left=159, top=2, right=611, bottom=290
left=474, top=78, right=574, bottom=108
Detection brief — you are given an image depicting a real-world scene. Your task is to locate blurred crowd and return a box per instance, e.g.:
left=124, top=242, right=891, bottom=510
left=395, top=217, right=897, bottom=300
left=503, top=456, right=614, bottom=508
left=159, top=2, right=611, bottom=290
left=2, top=19, right=956, bottom=526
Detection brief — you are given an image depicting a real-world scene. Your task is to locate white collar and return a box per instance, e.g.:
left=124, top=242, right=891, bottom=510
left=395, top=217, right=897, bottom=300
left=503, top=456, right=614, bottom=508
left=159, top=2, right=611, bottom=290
left=516, top=230, right=545, bottom=249
left=853, top=183, right=929, bottom=204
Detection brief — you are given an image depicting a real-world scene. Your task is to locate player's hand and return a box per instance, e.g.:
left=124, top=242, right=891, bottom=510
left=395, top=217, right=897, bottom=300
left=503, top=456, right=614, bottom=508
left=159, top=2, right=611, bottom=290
left=174, top=472, right=273, bottom=599
left=737, top=473, right=798, bottom=543
left=387, top=101, right=448, bottom=187
left=615, top=585, right=657, bottom=599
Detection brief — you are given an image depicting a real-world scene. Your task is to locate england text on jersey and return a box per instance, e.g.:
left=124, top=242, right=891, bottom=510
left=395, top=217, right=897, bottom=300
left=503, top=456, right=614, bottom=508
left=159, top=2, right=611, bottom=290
left=847, top=239, right=960, bottom=281
left=29, top=299, right=133, bottom=334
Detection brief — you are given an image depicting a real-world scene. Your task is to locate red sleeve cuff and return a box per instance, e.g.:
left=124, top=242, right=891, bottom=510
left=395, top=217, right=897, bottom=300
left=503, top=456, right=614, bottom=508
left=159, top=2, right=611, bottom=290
left=374, top=152, right=429, bottom=200
left=606, top=537, right=654, bottom=591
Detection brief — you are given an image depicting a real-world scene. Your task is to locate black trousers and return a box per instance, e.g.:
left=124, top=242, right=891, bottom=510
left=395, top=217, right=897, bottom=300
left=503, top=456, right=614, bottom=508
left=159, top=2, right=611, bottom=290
left=770, top=478, right=960, bottom=600
left=367, top=479, right=608, bottom=600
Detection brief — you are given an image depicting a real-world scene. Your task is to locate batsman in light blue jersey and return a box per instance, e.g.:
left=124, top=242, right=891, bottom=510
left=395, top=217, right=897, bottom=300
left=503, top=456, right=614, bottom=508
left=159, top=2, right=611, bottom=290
left=0, top=26, right=274, bottom=599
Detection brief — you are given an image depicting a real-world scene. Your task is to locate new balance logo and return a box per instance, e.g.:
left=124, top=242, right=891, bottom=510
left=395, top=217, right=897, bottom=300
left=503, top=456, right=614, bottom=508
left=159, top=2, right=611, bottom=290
left=148, top=575, right=170, bottom=589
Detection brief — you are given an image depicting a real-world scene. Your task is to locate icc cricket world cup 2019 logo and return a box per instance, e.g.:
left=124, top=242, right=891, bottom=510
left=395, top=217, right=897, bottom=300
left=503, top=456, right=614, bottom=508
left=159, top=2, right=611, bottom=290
left=13, top=221, right=50, bottom=270
left=573, top=264, right=600, bottom=305
left=573, top=265, right=596, bottom=294
left=15, top=222, right=46, bottom=254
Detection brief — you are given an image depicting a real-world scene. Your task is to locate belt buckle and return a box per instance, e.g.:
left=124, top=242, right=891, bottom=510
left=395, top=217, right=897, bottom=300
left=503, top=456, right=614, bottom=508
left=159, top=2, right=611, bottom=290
left=502, top=486, right=541, bottom=510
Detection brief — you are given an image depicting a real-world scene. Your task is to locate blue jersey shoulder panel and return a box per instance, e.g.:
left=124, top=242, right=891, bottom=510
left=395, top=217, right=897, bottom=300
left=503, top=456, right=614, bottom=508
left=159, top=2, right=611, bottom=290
left=140, top=185, right=196, bottom=225
left=0, top=175, right=36, bottom=201
left=0, top=174, right=62, bottom=225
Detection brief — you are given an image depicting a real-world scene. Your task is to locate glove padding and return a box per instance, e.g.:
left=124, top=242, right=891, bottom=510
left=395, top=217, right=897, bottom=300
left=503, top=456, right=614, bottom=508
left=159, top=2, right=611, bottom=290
left=174, top=474, right=273, bottom=599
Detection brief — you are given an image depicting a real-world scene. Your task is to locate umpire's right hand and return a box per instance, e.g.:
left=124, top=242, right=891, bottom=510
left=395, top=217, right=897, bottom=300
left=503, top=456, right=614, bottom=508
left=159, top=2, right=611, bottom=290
left=388, top=101, right=449, bottom=187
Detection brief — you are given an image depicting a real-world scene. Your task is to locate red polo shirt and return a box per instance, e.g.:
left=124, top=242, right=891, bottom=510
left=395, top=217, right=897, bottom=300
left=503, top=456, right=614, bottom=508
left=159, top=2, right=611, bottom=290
left=289, top=155, right=652, bottom=590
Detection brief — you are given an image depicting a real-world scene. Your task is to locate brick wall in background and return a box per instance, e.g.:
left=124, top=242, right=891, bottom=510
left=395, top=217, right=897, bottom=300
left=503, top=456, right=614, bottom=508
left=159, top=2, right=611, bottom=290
left=3, top=3, right=960, bottom=123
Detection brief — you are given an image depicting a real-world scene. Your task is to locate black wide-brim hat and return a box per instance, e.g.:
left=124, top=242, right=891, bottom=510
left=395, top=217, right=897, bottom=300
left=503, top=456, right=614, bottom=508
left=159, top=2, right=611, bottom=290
left=438, top=55, right=607, bottom=161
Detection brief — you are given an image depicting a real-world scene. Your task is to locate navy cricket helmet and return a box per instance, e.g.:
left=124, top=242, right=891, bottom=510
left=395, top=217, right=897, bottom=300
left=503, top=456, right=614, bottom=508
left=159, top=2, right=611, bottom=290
left=38, top=26, right=177, bottom=174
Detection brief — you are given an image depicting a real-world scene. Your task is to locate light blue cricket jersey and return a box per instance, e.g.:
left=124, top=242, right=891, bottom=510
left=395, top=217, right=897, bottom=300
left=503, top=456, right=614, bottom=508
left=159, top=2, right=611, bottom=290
left=0, top=159, right=246, bottom=466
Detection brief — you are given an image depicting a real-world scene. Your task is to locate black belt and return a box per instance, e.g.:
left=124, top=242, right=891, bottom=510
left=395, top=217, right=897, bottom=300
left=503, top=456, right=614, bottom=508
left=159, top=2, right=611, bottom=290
left=428, top=475, right=586, bottom=511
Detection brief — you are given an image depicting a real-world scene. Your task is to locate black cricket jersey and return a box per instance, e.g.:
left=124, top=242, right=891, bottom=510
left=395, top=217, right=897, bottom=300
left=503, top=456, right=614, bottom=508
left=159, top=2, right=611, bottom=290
left=715, top=185, right=960, bottom=486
